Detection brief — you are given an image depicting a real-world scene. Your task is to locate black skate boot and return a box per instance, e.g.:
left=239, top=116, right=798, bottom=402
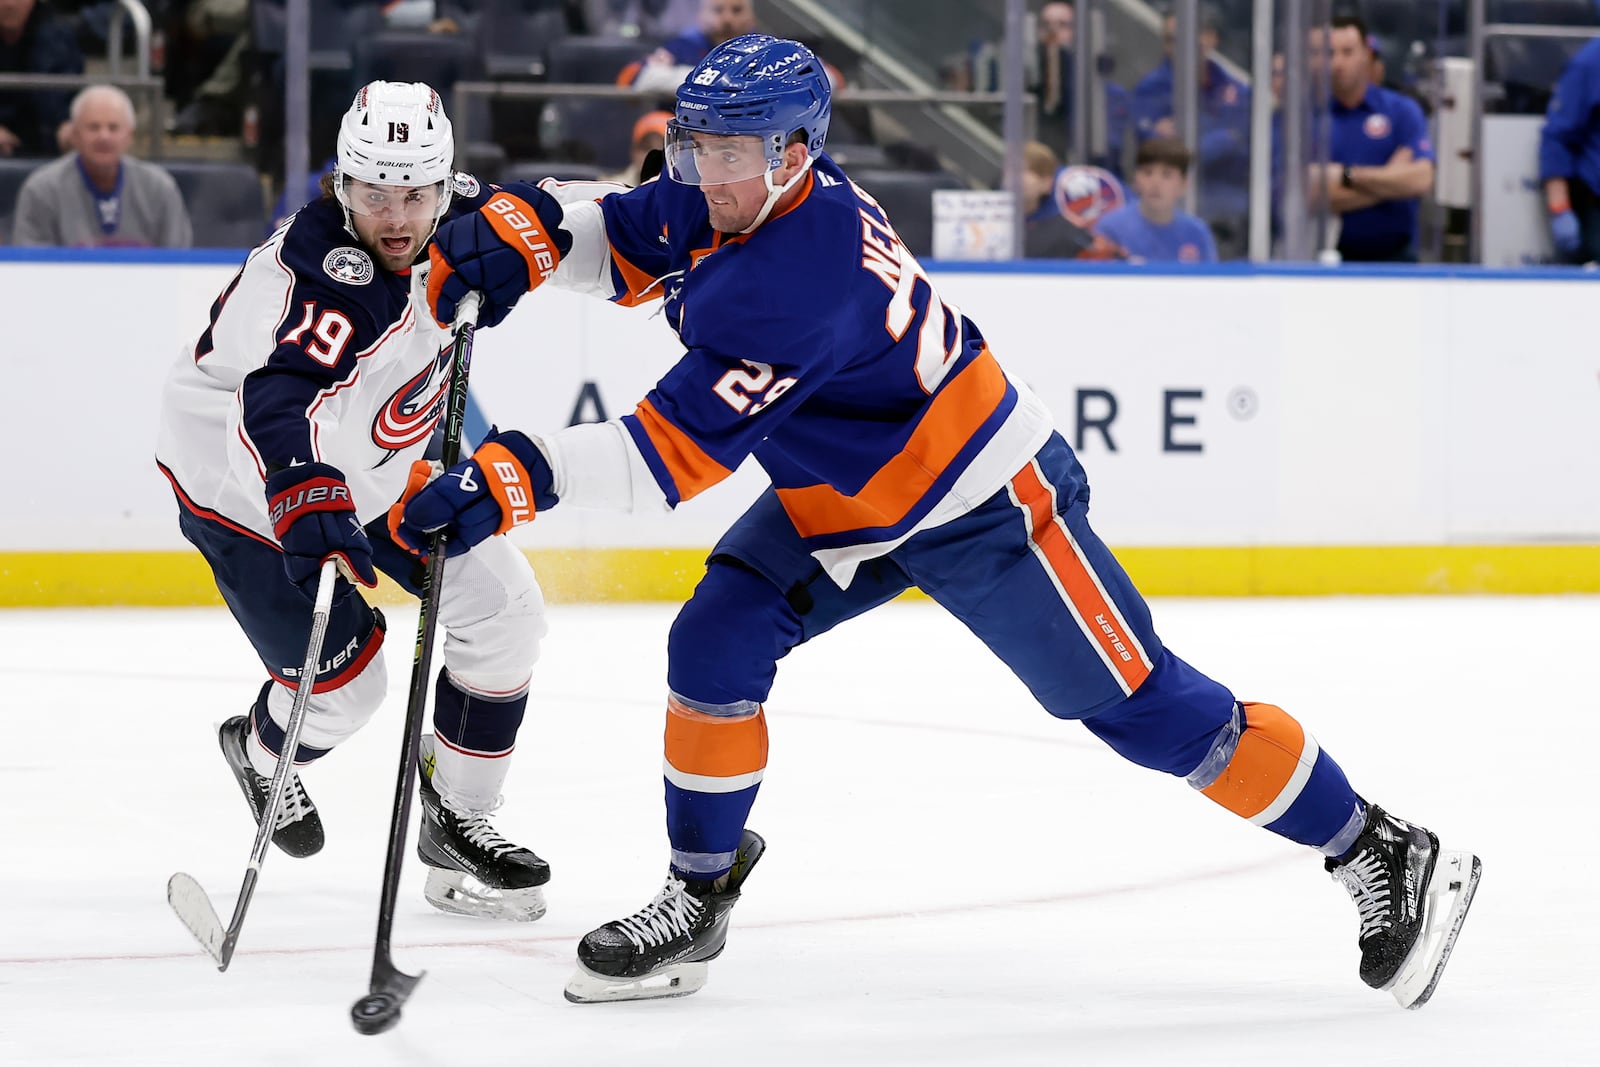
left=1327, top=803, right=1481, bottom=1009
left=218, top=715, right=324, bottom=858
left=416, top=770, right=551, bottom=921
left=565, top=829, right=766, bottom=1003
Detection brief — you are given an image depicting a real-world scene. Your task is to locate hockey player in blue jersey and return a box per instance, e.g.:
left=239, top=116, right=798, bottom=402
left=397, top=36, right=1481, bottom=1005
left=156, top=81, right=561, bottom=922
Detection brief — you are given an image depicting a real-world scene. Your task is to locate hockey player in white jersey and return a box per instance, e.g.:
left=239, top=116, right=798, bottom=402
left=155, top=81, right=553, bottom=922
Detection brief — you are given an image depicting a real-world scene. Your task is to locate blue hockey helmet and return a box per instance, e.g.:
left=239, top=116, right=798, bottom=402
left=666, top=34, right=832, bottom=187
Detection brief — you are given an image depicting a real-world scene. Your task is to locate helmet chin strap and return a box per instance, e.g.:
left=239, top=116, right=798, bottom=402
left=739, top=154, right=815, bottom=234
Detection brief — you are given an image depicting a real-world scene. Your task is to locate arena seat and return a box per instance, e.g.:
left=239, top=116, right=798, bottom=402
left=540, top=37, right=662, bottom=169
left=847, top=168, right=966, bottom=260
left=160, top=160, right=268, bottom=248
left=0, top=158, right=44, bottom=243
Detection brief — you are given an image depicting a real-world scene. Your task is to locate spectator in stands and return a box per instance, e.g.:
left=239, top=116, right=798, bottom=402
left=1539, top=37, right=1600, bottom=263
left=1028, top=0, right=1131, bottom=177
left=12, top=83, right=192, bottom=246
left=1132, top=5, right=1249, bottom=257
left=165, top=0, right=252, bottom=138
left=618, top=0, right=756, bottom=91
left=1313, top=15, right=1433, bottom=263
left=1093, top=137, right=1216, bottom=263
left=1021, top=139, right=1123, bottom=260
left=603, top=109, right=669, bottom=186
left=590, top=0, right=697, bottom=38
left=0, top=0, right=83, bottom=157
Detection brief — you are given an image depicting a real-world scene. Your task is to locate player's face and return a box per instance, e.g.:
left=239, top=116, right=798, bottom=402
left=344, top=178, right=442, bottom=271
left=698, top=138, right=807, bottom=232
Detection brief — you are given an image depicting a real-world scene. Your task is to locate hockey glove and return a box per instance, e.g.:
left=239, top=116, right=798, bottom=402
left=392, top=427, right=559, bottom=558
left=426, top=185, right=572, bottom=329
left=1551, top=209, right=1582, bottom=257
left=265, top=462, right=378, bottom=601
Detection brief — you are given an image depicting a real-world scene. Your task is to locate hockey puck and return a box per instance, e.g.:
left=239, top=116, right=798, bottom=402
left=350, top=992, right=402, bottom=1035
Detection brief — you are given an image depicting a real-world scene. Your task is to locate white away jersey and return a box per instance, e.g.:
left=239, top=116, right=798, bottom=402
left=156, top=196, right=463, bottom=541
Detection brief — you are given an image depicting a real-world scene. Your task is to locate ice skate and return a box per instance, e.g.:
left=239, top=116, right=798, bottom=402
left=416, top=768, right=550, bottom=921
left=565, top=829, right=766, bottom=1004
left=1327, top=804, right=1481, bottom=1009
left=217, top=714, right=324, bottom=858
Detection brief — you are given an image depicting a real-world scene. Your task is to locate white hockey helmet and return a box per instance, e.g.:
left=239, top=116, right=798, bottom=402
left=334, top=80, right=455, bottom=229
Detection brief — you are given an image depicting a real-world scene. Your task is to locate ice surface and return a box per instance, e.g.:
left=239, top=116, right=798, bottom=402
left=2, top=596, right=1595, bottom=1065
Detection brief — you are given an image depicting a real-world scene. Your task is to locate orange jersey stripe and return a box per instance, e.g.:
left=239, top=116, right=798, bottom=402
left=1009, top=460, right=1152, bottom=693
left=776, top=348, right=1007, bottom=539
left=664, top=699, right=769, bottom=779
left=610, top=243, right=664, bottom=307
left=1200, top=703, right=1308, bottom=820
left=632, top=398, right=733, bottom=502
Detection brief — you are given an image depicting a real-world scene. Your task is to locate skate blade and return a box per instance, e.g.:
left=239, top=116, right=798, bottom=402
left=563, top=961, right=708, bottom=1004
left=1388, top=850, right=1482, bottom=1009
left=423, top=868, right=547, bottom=922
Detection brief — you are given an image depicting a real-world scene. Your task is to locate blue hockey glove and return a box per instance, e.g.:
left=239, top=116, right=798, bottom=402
left=426, top=185, right=572, bottom=329
left=1551, top=209, right=1582, bottom=257
left=392, top=427, right=559, bottom=558
left=265, top=462, right=378, bottom=601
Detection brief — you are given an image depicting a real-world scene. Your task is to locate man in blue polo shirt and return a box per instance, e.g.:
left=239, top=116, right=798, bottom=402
left=1315, top=15, right=1434, bottom=262
left=1539, top=37, right=1600, bottom=263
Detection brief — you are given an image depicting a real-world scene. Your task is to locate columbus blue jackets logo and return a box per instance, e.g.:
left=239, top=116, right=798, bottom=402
left=323, top=247, right=374, bottom=286
left=450, top=172, right=481, bottom=198
left=372, top=348, right=451, bottom=455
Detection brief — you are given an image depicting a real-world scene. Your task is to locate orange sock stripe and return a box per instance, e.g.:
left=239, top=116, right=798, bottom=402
left=1200, top=702, right=1310, bottom=820
left=664, top=699, right=768, bottom=780
left=1009, top=461, right=1151, bottom=694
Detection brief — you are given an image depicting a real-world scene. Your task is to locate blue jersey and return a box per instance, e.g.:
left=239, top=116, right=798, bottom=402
left=1329, top=85, right=1433, bottom=258
left=1540, top=37, right=1600, bottom=195
left=1093, top=204, right=1217, bottom=263
left=556, top=156, right=1055, bottom=586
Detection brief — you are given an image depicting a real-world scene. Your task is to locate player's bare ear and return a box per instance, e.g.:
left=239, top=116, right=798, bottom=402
left=782, top=142, right=809, bottom=180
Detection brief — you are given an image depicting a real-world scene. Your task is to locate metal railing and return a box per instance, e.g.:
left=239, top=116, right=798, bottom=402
left=0, top=0, right=162, bottom=157
left=449, top=80, right=1029, bottom=165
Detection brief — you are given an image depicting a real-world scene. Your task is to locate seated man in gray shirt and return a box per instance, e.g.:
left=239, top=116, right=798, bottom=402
left=13, top=84, right=192, bottom=247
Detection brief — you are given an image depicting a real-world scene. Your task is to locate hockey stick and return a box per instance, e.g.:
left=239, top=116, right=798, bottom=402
left=350, top=292, right=482, bottom=1036
left=167, top=556, right=340, bottom=971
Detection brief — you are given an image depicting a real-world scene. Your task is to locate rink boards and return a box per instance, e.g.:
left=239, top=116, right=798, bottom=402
left=2, top=252, right=1596, bottom=604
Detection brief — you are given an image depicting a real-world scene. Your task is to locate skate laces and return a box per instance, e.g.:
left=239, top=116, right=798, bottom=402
left=1333, top=850, right=1394, bottom=939
left=454, top=810, right=518, bottom=857
left=615, top=876, right=705, bottom=951
left=257, top=769, right=312, bottom=830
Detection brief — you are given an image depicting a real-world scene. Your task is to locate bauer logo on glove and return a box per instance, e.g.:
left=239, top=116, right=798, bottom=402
left=426, top=183, right=573, bottom=329
left=392, top=427, right=559, bottom=557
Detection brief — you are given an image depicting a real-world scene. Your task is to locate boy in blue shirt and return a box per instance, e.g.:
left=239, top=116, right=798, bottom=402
left=1093, top=138, right=1218, bottom=262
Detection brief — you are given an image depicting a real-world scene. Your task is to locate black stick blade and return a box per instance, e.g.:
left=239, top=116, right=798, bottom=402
left=350, top=968, right=423, bottom=1035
